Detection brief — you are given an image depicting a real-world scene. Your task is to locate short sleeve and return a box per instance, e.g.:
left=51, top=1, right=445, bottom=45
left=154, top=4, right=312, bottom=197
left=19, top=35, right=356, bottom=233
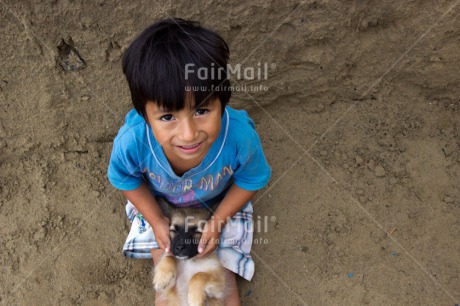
left=232, top=128, right=271, bottom=191
left=107, top=136, right=143, bottom=191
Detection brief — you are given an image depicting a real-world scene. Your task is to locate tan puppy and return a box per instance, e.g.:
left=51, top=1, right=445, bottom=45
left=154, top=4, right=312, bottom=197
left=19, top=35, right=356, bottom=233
left=153, top=198, right=226, bottom=306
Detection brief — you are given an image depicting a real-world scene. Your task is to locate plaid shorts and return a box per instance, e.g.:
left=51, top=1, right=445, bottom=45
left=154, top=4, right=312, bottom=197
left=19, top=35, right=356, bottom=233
left=122, top=201, right=255, bottom=281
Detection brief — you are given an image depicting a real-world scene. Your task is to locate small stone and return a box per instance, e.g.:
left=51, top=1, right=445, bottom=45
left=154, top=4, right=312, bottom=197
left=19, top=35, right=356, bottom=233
left=313, top=103, right=325, bottom=113
left=106, top=41, right=123, bottom=62
left=442, top=143, right=456, bottom=157
left=355, top=156, right=364, bottom=166
left=33, top=228, right=46, bottom=241
left=57, top=38, right=86, bottom=72
left=97, top=292, right=109, bottom=301
left=0, top=121, right=6, bottom=138
left=80, top=95, right=90, bottom=102
left=374, top=165, right=386, bottom=177
left=367, top=19, right=378, bottom=27
left=356, top=189, right=364, bottom=195
left=367, top=159, right=375, bottom=170
left=57, top=215, right=64, bottom=227
left=300, top=246, right=308, bottom=253
left=429, top=56, right=442, bottom=62
left=443, top=196, right=454, bottom=203
left=389, top=177, right=397, bottom=185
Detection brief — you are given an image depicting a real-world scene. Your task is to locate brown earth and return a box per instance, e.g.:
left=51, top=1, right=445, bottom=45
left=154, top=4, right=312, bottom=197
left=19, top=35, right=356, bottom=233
left=0, top=0, right=459, bottom=305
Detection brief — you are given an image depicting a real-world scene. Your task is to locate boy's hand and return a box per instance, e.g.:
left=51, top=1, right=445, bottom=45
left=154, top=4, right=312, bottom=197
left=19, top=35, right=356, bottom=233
left=152, top=215, right=171, bottom=253
left=196, top=219, right=222, bottom=258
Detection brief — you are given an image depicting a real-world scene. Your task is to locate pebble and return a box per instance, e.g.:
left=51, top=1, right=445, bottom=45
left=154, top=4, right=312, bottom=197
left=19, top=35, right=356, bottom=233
left=374, top=165, right=386, bottom=177
left=443, top=196, right=454, bottom=203
left=355, top=155, right=364, bottom=166
left=389, top=177, right=397, bottom=185
left=57, top=38, right=86, bottom=72
left=80, top=95, right=91, bottom=102
left=0, top=121, right=6, bottom=138
left=356, top=189, right=364, bottom=195
left=33, top=228, right=46, bottom=241
left=57, top=216, right=64, bottom=226
left=367, top=159, right=375, bottom=170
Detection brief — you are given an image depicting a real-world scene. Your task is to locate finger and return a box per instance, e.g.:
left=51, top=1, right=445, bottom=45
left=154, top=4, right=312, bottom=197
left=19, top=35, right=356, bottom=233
left=200, top=236, right=217, bottom=256
left=164, top=242, right=170, bottom=253
left=158, top=237, right=170, bottom=253
left=198, top=235, right=211, bottom=255
left=199, top=241, right=215, bottom=258
left=198, top=240, right=207, bottom=254
left=163, top=237, right=171, bottom=253
left=157, top=240, right=165, bottom=251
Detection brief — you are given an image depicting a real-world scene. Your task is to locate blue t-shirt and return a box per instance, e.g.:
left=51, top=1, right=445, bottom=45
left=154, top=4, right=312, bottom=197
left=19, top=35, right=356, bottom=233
left=107, top=106, right=271, bottom=208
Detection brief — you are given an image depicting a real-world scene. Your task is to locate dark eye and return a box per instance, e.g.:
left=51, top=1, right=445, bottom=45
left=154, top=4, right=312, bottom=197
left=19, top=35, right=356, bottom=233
left=170, top=225, right=179, bottom=233
left=160, top=114, right=174, bottom=121
left=195, top=109, right=208, bottom=116
left=187, top=226, right=197, bottom=233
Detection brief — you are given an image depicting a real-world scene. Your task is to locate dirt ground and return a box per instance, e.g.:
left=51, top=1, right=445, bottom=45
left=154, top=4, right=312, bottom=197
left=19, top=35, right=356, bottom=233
left=0, top=0, right=459, bottom=305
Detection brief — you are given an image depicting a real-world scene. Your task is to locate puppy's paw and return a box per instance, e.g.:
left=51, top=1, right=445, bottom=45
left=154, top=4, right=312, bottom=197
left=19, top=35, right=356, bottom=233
left=153, top=270, right=176, bottom=292
left=188, top=290, right=206, bottom=306
left=204, top=283, right=225, bottom=300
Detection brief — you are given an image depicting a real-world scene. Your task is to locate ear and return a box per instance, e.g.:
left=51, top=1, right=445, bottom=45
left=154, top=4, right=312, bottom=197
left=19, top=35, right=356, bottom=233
left=156, top=197, right=175, bottom=218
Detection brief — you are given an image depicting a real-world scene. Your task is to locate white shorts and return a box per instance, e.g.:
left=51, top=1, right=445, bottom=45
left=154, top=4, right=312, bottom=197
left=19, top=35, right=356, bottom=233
left=122, top=201, right=255, bottom=281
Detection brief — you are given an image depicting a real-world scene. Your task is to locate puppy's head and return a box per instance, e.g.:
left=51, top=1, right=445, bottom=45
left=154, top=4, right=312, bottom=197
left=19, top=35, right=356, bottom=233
left=157, top=198, right=217, bottom=260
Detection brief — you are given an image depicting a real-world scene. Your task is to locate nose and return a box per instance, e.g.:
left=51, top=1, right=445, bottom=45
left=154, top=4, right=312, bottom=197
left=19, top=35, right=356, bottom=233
left=178, top=117, right=198, bottom=142
left=174, top=243, right=186, bottom=253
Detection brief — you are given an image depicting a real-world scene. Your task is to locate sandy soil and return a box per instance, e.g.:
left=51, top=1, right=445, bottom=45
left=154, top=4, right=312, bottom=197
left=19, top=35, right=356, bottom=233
left=0, top=1, right=459, bottom=305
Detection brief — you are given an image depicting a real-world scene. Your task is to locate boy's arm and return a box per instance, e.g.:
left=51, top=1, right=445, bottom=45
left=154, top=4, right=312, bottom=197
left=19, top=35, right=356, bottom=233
left=197, top=184, right=257, bottom=257
left=122, top=183, right=171, bottom=253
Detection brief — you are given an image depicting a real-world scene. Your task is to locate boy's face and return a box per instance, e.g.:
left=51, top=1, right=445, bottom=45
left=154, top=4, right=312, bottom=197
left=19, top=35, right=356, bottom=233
left=145, top=98, right=222, bottom=166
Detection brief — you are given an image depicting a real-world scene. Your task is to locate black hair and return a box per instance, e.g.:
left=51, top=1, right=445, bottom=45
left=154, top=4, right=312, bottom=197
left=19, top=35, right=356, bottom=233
left=122, top=18, right=231, bottom=120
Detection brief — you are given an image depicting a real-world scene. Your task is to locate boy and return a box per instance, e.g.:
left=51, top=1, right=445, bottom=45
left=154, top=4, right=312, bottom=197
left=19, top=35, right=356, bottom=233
left=108, top=18, right=271, bottom=305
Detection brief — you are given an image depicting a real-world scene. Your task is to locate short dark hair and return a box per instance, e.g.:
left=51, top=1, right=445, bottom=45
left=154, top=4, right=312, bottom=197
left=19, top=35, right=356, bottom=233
left=122, top=18, right=231, bottom=120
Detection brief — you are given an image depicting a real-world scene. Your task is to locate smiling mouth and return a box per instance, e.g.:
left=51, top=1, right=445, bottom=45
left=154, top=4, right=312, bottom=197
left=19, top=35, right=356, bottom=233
left=177, top=142, right=203, bottom=153
left=179, top=143, right=201, bottom=149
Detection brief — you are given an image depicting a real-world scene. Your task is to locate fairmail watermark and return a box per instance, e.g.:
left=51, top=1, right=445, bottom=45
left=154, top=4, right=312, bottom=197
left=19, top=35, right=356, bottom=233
left=184, top=62, right=275, bottom=92
left=183, top=214, right=276, bottom=245
left=185, top=63, right=275, bottom=81
left=185, top=84, right=269, bottom=92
